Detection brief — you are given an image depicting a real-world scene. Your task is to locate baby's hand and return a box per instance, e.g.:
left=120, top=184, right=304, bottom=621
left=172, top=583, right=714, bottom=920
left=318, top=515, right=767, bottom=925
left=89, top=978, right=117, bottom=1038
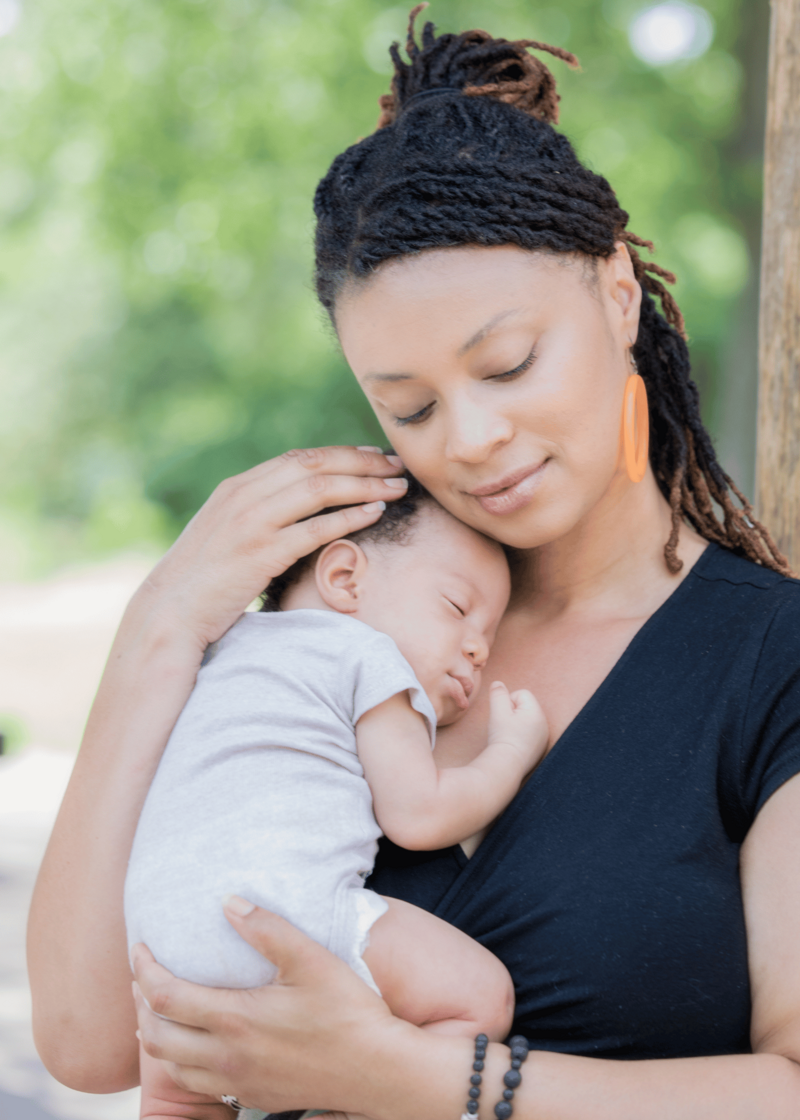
left=488, top=681, right=549, bottom=770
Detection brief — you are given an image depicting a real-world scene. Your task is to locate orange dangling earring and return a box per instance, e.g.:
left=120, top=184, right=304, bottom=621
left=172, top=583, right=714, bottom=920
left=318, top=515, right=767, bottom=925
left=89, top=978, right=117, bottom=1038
left=622, top=355, right=649, bottom=483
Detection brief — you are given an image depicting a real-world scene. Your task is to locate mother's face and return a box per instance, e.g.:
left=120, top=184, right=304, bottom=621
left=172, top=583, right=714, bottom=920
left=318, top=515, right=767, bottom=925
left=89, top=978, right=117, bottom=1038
left=336, top=244, right=643, bottom=549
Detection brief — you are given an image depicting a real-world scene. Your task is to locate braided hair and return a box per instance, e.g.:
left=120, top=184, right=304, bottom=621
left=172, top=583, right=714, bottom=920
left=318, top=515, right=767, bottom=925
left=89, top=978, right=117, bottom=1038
left=313, top=5, right=790, bottom=575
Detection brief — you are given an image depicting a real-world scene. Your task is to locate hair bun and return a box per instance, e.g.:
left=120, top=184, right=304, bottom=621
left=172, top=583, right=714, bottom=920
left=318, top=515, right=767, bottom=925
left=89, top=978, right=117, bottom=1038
left=376, top=3, right=579, bottom=130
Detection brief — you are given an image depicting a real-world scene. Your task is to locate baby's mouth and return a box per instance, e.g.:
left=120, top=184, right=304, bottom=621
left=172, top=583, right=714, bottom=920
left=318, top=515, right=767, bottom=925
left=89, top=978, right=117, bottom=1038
left=445, top=674, right=473, bottom=711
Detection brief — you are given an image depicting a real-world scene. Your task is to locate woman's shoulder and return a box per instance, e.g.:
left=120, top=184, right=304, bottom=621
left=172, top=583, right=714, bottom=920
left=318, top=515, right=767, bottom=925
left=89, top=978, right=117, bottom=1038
left=687, top=543, right=800, bottom=640
left=688, top=547, right=800, bottom=823
left=692, top=542, right=800, bottom=596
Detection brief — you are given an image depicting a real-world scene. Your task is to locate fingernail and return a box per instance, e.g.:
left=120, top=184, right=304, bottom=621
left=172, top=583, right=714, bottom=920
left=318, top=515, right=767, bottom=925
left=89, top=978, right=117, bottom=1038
left=132, top=981, right=153, bottom=1013
left=386, top=455, right=403, bottom=467
left=385, top=477, right=409, bottom=489
left=357, top=445, right=383, bottom=453
left=135, top=1029, right=142, bottom=1041
left=223, top=893, right=256, bottom=917
left=362, top=501, right=386, bottom=513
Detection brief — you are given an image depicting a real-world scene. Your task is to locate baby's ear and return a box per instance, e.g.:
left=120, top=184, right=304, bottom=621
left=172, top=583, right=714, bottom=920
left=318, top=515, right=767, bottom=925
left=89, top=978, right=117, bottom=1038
left=314, top=539, right=369, bottom=613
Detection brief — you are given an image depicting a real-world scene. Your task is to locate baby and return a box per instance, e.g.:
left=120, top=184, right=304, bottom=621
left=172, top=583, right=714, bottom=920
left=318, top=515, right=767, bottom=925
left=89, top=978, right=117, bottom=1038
left=125, top=476, right=548, bottom=1119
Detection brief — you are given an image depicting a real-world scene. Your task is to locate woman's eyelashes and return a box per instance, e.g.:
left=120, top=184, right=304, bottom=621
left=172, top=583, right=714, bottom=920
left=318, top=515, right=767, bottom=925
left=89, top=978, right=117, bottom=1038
left=489, top=347, right=536, bottom=382
left=392, top=348, right=537, bottom=426
left=395, top=401, right=435, bottom=427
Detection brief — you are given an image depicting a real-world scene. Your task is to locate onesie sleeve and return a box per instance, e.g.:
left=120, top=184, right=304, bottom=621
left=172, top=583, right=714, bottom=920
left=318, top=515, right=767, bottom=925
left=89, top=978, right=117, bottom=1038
left=348, top=630, right=437, bottom=748
left=739, top=583, right=800, bottom=819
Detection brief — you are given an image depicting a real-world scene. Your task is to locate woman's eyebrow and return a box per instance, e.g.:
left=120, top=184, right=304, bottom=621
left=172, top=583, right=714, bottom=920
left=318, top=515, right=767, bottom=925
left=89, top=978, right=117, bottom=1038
left=457, top=307, right=521, bottom=356
left=364, top=371, right=414, bottom=384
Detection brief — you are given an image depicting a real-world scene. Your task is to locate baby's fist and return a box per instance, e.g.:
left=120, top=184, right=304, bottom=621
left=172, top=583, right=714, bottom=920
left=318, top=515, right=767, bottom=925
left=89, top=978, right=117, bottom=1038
left=488, top=681, right=549, bottom=768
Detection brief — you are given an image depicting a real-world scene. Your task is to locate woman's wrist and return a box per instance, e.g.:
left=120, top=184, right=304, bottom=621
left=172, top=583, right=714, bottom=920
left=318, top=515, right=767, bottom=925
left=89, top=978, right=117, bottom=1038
left=357, top=1020, right=512, bottom=1120
left=123, top=572, right=210, bottom=662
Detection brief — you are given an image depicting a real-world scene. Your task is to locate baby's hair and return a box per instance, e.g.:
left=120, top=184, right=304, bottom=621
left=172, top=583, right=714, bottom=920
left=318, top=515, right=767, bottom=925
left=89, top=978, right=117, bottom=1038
left=312, top=5, right=790, bottom=576
left=260, top=471, right=436, bottom=611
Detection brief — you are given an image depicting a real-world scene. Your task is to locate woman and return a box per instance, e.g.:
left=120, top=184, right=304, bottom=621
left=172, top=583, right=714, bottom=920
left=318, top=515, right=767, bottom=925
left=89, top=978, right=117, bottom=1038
left=28, top=10, right=800, bottom=1119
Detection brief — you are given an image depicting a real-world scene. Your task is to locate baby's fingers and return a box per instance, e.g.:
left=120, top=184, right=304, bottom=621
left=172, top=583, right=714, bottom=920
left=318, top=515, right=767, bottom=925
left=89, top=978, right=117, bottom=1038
left=488, top=680, right=512, bottom=714
left=508, top=688, right=541, bottom=713
left=489, top=683, right=549, bottom=760
left=489, top=682, right=541, bottom=714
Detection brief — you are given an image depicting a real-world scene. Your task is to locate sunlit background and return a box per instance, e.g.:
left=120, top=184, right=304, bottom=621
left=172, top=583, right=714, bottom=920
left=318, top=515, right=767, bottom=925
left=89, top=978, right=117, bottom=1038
left=0, top=0, right=769, bottom=1115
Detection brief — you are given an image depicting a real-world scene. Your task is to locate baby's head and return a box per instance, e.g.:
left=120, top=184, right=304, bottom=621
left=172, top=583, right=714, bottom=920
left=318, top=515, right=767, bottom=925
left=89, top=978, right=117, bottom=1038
left=262, top=478, right=510, bottom=725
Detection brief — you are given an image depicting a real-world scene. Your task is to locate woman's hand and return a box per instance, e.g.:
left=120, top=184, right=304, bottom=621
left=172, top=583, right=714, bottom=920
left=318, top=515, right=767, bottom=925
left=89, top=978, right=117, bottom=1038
left=133, top=897, right=401, bottom=1116
left=133, top=446, right=406, bottom=654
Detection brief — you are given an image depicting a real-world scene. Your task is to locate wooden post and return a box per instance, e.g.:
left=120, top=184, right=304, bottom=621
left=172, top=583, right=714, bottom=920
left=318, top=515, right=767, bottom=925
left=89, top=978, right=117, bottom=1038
left=756, top=0, right=800, bottom=572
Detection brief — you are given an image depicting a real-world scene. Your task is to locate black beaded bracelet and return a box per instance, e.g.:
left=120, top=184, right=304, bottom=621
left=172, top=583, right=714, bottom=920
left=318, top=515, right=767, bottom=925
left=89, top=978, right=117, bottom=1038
left=493, top=1035, right=529, bottom=1120
left=460, top=1032, right=488, bottom=1118
left=461, top=1034, right=529, bottom=1120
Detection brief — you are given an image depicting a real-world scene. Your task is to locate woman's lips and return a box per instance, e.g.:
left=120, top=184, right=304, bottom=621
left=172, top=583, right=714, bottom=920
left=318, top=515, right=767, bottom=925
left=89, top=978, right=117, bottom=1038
left=468, top=462, right=548, bottom=516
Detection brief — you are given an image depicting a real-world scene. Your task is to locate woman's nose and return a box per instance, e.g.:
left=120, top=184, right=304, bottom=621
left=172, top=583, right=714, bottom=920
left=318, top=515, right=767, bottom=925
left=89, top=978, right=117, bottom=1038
left=444, top=395, right=513, bottom=464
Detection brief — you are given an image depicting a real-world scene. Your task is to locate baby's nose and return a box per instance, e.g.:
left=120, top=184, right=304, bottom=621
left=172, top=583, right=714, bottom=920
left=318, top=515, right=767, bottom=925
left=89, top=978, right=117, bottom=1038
left=464, top=635, right=489, bottom=669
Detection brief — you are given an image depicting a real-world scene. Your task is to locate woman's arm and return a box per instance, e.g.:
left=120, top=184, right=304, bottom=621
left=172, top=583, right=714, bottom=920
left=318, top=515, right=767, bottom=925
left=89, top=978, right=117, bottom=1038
left=26, top=446, right=406, bottom=1093
left=133, top=773, right=800, bottom=1119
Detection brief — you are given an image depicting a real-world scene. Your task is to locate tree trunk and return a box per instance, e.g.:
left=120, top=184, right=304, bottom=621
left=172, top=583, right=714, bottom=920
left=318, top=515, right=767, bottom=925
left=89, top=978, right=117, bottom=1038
left=756, top=0, right=800, bottom=572
left=716, top=0, right=770, bottom=502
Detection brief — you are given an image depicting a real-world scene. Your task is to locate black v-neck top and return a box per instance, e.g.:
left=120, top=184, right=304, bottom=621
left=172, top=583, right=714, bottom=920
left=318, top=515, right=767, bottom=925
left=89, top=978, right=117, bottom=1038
left=368, top=545, right=800, bottom=1059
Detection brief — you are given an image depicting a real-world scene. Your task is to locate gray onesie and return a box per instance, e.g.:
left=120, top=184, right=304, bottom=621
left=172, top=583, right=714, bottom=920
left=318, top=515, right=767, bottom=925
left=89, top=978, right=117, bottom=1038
left=124, top=608, right=436, bottom=994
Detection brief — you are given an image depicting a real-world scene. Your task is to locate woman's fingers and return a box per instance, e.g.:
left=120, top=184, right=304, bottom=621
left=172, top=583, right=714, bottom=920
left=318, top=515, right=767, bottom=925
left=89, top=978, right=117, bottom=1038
left=232, top=446, right=403, bottom=491
left=132, top=946, right=222, bottom=1033
left=155, top=1061, right=236, bottom=1104
left=259, top=471, right=408, bottom=532
left=271, top=502, right=388, bottom=570
left=133, top=984, right=213, bottom=1066
left=221, top=898, right=355, bottom=988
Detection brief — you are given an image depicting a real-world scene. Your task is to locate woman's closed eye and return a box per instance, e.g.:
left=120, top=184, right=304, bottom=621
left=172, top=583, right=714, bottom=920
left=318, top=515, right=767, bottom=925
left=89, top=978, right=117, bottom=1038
left=488, top=347, right=536, bottom=382
left=394, top=401, right=435, bottom=427
left=392, top=348, right=537, bottom=426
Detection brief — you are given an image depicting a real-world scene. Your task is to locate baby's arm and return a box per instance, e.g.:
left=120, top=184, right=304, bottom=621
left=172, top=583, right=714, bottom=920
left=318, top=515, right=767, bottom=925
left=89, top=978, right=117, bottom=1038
left=357, top=682, right=547, bottom=851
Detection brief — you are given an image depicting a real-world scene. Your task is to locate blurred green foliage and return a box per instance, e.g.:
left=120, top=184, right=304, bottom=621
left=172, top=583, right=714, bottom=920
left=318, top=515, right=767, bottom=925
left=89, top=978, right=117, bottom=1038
left=0, top=0, right=767, bottom=576
left=0, top=711, right=30, bottom=756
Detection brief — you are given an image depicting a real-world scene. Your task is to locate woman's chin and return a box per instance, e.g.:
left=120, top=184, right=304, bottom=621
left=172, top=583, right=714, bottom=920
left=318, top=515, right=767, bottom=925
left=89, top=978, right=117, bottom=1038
left=427, top=487, right=576, bottom=553
left=474, top=509, right=578, bottom=552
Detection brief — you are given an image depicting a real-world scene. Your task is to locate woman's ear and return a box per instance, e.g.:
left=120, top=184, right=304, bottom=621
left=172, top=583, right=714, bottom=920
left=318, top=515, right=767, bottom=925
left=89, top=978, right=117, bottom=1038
left=314, top=539, right=369, bottom=614
left=607, top=241, right=642, bottom=348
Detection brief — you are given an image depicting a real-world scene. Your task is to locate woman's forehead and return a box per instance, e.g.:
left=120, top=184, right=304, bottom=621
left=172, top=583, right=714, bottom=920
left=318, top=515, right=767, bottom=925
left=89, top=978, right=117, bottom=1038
left=337, top=247, right=594, bottom=367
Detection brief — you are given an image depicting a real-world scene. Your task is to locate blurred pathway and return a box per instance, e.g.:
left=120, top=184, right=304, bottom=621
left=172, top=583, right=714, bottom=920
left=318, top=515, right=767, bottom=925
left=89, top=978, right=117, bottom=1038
left=0, top=558, right=155, bottom=1120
